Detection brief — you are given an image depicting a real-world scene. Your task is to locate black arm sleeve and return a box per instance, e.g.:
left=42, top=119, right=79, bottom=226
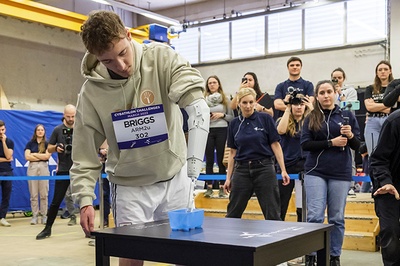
left=302, top=140, right=329, bottom=151
left=348, top=135, right=361, bottom=151
left=383, top=79, right=400, bottom=107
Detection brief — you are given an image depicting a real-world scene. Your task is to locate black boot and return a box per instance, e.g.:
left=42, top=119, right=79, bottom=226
left=330, top=255, right=340, bottom=266
left=305, top=255, right=316, bottom=266
left=36, top=226, right=51, bottom=240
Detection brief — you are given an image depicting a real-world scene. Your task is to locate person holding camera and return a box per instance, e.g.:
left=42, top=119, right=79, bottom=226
left=36, top=104, right=77, bottom=240
left=274, top=57, right=314, bottom=118
left=276, top=93, right=312, bottom=222
left=331, top=67, right=358, bottom=106
left=230, top=72, right=274, bottom=117
left=301, top=80, right=360, bottom=266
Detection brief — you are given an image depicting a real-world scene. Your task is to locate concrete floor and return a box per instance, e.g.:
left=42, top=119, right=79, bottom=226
left=0, top=211, right=383, bottom=266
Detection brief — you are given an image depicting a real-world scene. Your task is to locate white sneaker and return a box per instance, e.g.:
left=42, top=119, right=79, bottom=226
left=30, top=217, right=38, bottom=225
left=348, top=188, right=356, bottom=198
left=0, top=218, right=11, bottom=227
left=42, top=216, right=47, bottom=225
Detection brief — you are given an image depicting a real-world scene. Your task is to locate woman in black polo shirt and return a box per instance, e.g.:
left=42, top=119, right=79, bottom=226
left=224, top=87, right=290, bottom=220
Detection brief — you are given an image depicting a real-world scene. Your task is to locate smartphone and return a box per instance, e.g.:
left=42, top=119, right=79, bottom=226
left=340, top=100, right=360, bottom=111
left=241, top=77, right=247, bottom=83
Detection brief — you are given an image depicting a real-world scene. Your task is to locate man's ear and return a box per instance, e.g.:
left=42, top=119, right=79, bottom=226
left=126, top=29, right=132, bottom=41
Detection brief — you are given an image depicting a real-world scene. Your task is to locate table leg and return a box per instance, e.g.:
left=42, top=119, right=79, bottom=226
left=95, top=236, right=110, bottom=266
left=316, top=229, right=330, bottom=266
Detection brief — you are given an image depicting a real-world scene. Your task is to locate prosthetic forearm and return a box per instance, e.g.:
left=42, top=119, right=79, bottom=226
left=185, top=98, right=210, bottom=179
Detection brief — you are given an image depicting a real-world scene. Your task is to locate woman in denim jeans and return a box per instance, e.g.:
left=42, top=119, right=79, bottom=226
left=224, top=87, right=290, bottom=220
left=362, top=60, right=393, bottom=192
left=301, top=80, right=361, bottom=266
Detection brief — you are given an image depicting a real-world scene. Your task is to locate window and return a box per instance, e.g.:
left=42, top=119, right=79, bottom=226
left=305, top=3, right=344, bottom=49
left=347, top=0, right=386, bottom=43
left=170, top=27, right=199, bottom=64
left=232, top=16, right=265, bottom=59
left=268, top=10, right=302, bottom=53
left=170, top=0, right=387, bottom=65
left=200, top=22, right=230, bottom=62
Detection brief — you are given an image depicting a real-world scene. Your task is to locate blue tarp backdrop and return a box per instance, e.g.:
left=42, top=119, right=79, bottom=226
left=0, top=110, right=100, bottom=211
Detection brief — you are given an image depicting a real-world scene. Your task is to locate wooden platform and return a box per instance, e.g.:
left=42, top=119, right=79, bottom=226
left=195, top=192, right=379, bottom=252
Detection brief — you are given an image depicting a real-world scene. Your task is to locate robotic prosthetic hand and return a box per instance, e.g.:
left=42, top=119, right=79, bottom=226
left=184, top=98, right=210, bottom=211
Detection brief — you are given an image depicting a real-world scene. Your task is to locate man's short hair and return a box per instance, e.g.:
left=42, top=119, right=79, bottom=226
left=80, top=10, right=127, bottom=55
left=0, top=120, right=5, bottom=127
left=287, top=56, right=303, bottom=67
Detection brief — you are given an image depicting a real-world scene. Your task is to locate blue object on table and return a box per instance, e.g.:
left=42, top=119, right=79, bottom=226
left=168, top=208, right=204, bottom=231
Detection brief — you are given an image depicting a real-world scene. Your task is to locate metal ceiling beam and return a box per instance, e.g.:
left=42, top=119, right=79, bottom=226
left=0, top=0, right=86, bottom=32
left=0, top=0, right=149, bottom=41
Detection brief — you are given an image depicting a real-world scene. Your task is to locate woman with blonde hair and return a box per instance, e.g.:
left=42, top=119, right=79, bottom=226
left=25, top=124, right=51, bottom=225
left=224, top=87, right=289, bottom=220
left=276, top=93, right=313, bottom=221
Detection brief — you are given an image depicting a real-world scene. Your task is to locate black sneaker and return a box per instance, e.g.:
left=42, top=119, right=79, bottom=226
left=330, top=256, right=340, bottom=266
left=305, top=255, right=316, bottom=266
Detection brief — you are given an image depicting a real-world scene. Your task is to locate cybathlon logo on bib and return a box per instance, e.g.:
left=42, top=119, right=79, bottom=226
left=141, top=90, right=155, bottom=105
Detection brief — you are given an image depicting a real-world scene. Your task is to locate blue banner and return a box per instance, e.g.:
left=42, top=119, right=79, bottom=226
left=0, top=110, right=100, bottom=211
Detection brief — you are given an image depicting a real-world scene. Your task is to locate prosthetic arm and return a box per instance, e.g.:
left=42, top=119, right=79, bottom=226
left=185, top=98, right=210, bottom=210
left=185, top=98, right=210, bottom=178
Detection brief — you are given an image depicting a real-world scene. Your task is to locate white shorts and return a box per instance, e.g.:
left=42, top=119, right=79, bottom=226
left=295, top=179, right=303, bottom=209
left=111, top=164, right=191, bottom=227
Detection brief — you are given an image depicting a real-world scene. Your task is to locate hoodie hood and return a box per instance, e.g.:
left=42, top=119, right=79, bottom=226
left=80, top=41, right=143, bottom=86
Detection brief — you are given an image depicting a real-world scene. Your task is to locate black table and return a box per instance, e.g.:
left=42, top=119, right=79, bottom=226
left=93, top=217, right=332, bottom=266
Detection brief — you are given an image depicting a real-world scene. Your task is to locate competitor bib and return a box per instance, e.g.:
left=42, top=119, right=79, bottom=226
left=111, top=104, right=168, bottom=149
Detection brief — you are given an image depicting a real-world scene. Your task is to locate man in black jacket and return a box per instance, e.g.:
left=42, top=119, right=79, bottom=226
left=370, top=109, right=400, bottom=266
left=383, top=79, right=400, bottom=112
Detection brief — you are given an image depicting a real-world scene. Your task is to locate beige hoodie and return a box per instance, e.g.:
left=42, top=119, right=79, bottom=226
left=70, top=40, right=204, bottom=208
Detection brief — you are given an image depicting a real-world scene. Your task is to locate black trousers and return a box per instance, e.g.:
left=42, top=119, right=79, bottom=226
left=226, top=159, right=280, bottom=220
left=374, top=194, right=400, bottom=266
left=278, top=159, right=305, bottom=221
left=205, top=127, right=227, bottom=187
left=46, top=172, right=70, bottom=227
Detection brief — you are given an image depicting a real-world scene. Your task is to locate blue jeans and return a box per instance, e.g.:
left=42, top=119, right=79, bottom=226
left=304, top=174, right=351, bottom=256
left=364, top=116, right=387, bottom=156
left=0, top=171, right=13, bottom=219
left=226, top=158, right=280, bottom=220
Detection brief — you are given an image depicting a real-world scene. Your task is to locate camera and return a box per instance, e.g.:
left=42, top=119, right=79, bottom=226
left=241, top=77, right=247, bottom=83
left=332, top=78, right=338, bottom=85
left=286, top=86, right=303, bottom=105
left=62, top=128, right=73, bottom=155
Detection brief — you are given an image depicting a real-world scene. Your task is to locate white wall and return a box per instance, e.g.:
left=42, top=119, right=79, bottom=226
left=196, top=44, right=386, bottom=97
left=0, top=0, right=399, bottom=111
left=390, top=0, right=400, bottom=72
left=0, top=16, right=85, bottom=112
